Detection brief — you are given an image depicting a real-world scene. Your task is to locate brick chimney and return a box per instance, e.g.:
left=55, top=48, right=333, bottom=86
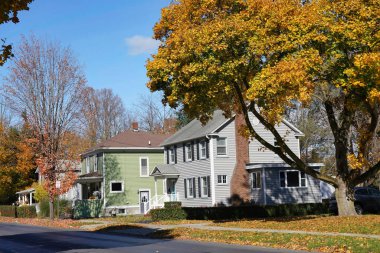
left=132, top=122, right=139, bottom=132
left=230, top=110, right=251, bottom=205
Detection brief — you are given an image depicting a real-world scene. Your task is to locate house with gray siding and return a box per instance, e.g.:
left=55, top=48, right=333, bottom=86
left=151, top=110, right=323, bottom=207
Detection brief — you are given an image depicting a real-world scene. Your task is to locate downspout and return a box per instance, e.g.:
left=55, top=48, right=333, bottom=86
left=103, top=153, right=106, bottom=213
left=206, top=134, right=217, bottom=206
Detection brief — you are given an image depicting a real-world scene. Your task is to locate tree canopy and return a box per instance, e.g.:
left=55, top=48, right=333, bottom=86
left=147, top=0, right=379, bottom=215
left=0, top=0, right=33, bottom=66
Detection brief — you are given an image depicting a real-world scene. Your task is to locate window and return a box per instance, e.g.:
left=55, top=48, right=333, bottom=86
left=85, top=157, right=90, bottom=173
left=187, top=178, right=194, bottom=197
left=110, top=181, right=124, bottom=193
left=252, top=172, right=262, bottom=189
left=94, top=155, right=98, bottom=172
left=280, top=171, right=307, bottom=188
left=186, top=143, right=192, bottom=161
left=217, top=175, right=227, bottom=185
left=118, top=208, right=126, bottom=214
left=200, top=141, right=206, bottom=159
left=140, top=157, right=149, bottom=177
left=169, top=148, right=175, bottom=164
left=201, top=177, right=209, bottom=197
left=216, top=137, right=227, bottom=155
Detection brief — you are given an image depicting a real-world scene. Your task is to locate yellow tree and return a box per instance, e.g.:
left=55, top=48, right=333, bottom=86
left=147, top=0, right=379, bottom=215
left=0, top=122, right=36, bottom=204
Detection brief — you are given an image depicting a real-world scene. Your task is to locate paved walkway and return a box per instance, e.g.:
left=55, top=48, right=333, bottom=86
left=98, top=222, right=380, bottom=240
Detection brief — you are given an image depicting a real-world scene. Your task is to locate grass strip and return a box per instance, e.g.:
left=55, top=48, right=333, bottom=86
left=151, top=227, right=380, bottom=253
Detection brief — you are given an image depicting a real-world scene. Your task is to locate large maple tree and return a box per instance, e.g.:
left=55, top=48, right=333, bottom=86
left=147, top=0, right=379, bottom=215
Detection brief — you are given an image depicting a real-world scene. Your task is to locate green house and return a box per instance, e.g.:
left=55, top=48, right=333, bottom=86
left=75, top=128, right=171, bottom=217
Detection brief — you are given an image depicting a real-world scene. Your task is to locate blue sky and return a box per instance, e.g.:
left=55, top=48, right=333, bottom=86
left=0, top=0, right=170, bottom=108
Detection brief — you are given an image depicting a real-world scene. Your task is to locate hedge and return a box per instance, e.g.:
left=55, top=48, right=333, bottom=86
left=39, top=198, right=73, bottom=218
left=183, top=203, right=329, bottom=220
left=150, top=207, right=187, bottom=221
left=0, top=205, right=17, bottom=217
left=164, top=201, right=182, bottom=209
left=17, top=206, right=37, bottom=218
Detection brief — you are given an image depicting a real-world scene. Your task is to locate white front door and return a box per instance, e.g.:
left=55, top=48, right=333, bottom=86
left=139, top=191, right=149, bottom=214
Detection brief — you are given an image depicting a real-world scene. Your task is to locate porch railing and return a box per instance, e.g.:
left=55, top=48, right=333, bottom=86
left=150, top=193, right=180, bottom=210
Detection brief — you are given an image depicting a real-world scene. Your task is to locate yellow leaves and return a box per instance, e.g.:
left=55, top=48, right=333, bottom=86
left=347, top=154, right=369, bottom=170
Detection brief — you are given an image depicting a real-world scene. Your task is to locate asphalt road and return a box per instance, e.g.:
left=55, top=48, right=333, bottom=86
left=0, top=222, right=306, bottom=253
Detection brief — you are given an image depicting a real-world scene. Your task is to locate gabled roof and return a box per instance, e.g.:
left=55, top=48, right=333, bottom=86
left=161, top=110, right=231, bottom=146
left=150, top=164, right=179, bottom=176
left=82, top=130, right=172, bottom=156
left=161, top=110, right=304, bottom=146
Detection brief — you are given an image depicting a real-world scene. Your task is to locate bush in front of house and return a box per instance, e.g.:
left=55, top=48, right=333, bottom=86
left=0, top=205, right=17, bottom=217
left=38, top=198, right=73, bottom=218
left=150, top=202, right=186, bottom=221
left=16, top=205, right=37, bottom=218
left=164, top=201, right=182, bottom=209
left=183, top=203, right=329, bottom=220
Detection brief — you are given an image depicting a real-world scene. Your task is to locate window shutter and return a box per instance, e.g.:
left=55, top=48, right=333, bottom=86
left=174, top=145, right=177, bottom=164
left=191, top=141, right=195, bottom=161
left=198, top=177, right=201, bottom=198
left=166, top=148, right=169, bottom=164
left=207, top=176, right=211, bottom=197
left=206, top=139, right=209, bottom=158
left=184, top=179, right=187, bottom=198
left=193, top=178, right=196, bottom=197
left=183, top=144, right=186, bottom=162
left=196, top=140, right=200, bottom=160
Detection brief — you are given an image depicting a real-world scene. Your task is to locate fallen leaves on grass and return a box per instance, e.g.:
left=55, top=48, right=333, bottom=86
left=212, top=215, right=380, bottom=235
left=151, top=228, right=379, bottom=253
left=0, top=216, right=78, bottom=229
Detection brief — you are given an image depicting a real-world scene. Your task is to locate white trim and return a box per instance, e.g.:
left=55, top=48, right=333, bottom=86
left=216, top=175, right=228, bottom=185
left=139, top=157, right=149, bottom=177
left=94, top=155, right=98, bottom=172
left=154, top=177, right=158, bottom=197
left=199, top=140, right=207, bottom=159
left=200, top=176, right=209, bottom=197
left=216, top=137, right=228, bottom=156
left=103, top=153, right=106, bottom=208
left=110, top=181, right=124, bottom=193
left=279, top=170, right=308, bottom=188
left=209, top=136, right=216, bottom=205
left=138, top=189, right=151, bottom=214
left=185, top=143, right=193, bottom=161
left=246, top=163, right=324, bottom=170
left=168, top=147, right=175, bottom=164
left=282, top=119, right=305, bottom=136
left=185, top=178, right=195, bottom=198
left=251, top=171, right=262, bottom=189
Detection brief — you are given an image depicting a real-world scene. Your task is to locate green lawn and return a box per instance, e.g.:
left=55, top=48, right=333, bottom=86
left=211, top=215, right=380, bottom=235
left=152, top=228, right=380, bottom=253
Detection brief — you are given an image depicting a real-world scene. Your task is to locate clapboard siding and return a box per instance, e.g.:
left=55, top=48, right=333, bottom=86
left=166, top=142, right=213, bottom=207
left=250, top=167, right=322, bottom=204
left=248, top=113, right=300, bottom=163
left=213, top=119, right=236, bottom=205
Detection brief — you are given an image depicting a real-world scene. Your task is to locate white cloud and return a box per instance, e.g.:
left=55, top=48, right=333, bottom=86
left=125, top=35, right=160, bottom=55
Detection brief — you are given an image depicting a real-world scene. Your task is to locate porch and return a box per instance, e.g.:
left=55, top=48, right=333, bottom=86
left=150, top=164, right=180, bottom=210
left=76, top=172, right=103, bottom=200
left=16, top=188, right=37, bottom=206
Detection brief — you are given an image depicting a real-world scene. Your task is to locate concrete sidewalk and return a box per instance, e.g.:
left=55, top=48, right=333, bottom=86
left=103, top=222, right=380, bottom=240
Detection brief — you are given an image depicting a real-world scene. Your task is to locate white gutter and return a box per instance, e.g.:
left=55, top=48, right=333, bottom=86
left=207, top=134, right=216, bottom=205
left=103, top=153, right=106, bottom=211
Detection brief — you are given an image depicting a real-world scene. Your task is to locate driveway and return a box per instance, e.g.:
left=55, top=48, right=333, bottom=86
left=0, top=222, right=308, bottom=253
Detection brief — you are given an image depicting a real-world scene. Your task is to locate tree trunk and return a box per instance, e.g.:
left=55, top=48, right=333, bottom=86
left=335, top=178, right=357, bottom=216
left=230, top=110, right=251, bottom=205
left=49, top=197, right=54, bottom=220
